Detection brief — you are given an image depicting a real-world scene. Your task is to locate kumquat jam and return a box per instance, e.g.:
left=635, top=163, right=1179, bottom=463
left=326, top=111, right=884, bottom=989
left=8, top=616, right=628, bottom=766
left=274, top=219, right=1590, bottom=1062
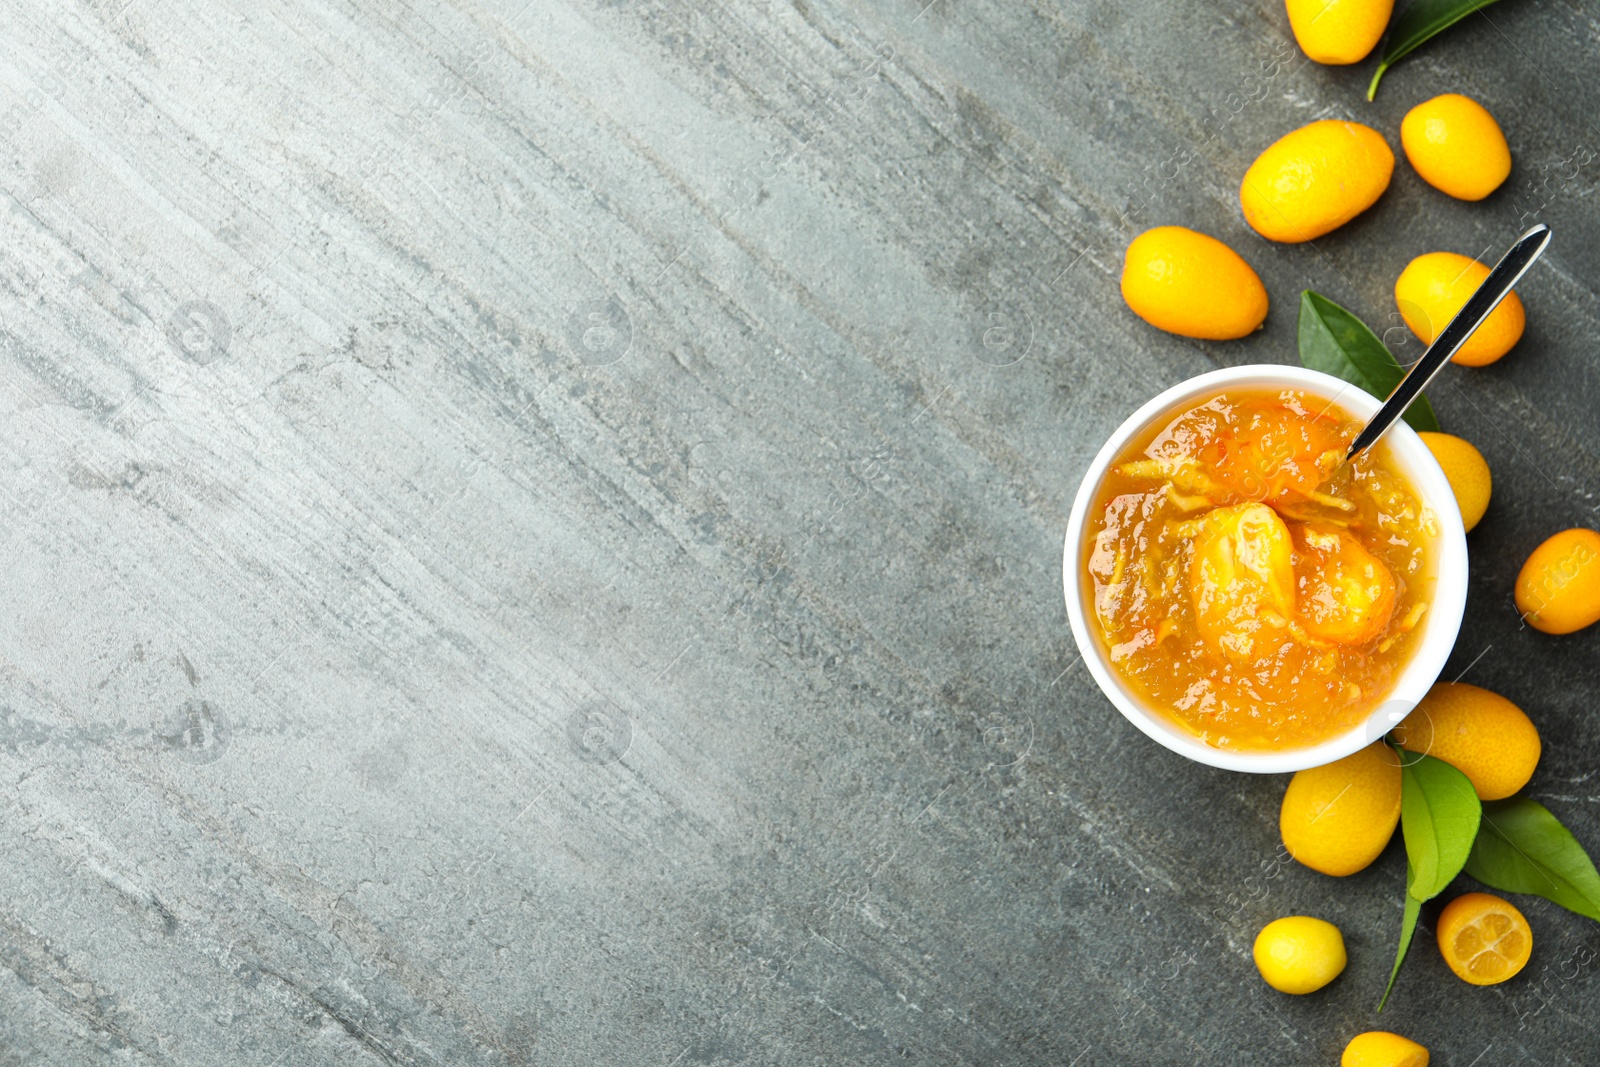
left=1084, top=390, right=1438, bottom=751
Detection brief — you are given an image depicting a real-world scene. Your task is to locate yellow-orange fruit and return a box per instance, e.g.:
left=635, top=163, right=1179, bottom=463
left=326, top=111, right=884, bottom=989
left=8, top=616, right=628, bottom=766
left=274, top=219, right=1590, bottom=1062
left=1395, top=252, right=1525, bottom=367
left=1343, top=1031, right=1430, bottom=1067
left=1436, top=892, right=1533, bottom=985
left=1515, top=528, right=1600, bottom=634
left=1253, top=916, right=1347, bottom=993
left=1418, top=432, right=1491, bottom=532
left=1240, top=121, right=1394, bottom=243
left=1120, top=226, right=1270, bottom=340
left=1392, top=682, right=1540, bottom=800
left=1280, top=742, right=1401, bottom=876
left=1401, top=93, right=1512, bottom=201
left=1286, top=0, right=1394, bottom=65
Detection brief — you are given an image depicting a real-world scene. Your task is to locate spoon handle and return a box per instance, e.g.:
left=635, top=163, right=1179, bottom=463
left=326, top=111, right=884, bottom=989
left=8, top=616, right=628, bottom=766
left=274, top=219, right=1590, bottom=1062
left=1346, top=223, right=1552, bottom=460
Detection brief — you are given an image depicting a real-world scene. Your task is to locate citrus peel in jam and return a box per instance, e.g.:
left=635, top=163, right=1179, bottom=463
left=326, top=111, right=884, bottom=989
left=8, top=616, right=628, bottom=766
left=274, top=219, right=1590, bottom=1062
left=1086, top=390, right=1436, bottom=751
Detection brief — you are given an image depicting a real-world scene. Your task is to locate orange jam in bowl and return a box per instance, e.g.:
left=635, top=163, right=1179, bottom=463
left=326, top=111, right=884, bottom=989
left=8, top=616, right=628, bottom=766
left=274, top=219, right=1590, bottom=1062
left=1079, top=387, right=1440, bottom=753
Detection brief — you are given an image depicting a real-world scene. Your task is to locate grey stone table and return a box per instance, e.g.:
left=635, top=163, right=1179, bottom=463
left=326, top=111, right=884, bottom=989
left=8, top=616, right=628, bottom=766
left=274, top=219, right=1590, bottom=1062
left=1, top=0, right=1596, bottom=1063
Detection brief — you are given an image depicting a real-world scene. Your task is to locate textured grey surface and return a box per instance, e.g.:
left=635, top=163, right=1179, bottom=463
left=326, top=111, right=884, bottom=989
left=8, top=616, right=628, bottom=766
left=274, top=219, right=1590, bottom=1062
left=0, top=0, right=1597, bottom=1063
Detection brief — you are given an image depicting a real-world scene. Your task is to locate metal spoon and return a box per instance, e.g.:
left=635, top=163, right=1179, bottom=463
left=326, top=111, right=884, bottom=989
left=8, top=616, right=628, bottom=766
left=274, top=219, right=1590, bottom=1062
left=1346, top=223, right=1552, bottom=460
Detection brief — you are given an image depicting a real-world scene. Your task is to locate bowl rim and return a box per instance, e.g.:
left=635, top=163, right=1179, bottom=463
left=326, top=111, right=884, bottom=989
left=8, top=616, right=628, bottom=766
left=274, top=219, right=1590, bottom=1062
left=1061, top=364, right=1469, bottom=774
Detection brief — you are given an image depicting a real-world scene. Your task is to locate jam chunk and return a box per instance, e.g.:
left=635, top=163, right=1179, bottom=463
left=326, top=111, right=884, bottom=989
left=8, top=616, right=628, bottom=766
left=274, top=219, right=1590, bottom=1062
left=1149, top=397, right=1349, bottom=508
left=1189, top=503, right=1295, bottom=657
left=1292, top=524, right=1398, bottom=645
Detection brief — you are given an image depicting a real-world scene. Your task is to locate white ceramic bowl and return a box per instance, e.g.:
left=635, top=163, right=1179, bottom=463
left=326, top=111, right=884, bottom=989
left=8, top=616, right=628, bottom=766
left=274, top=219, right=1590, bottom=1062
left=1062, top=364, right=1468, bottom=773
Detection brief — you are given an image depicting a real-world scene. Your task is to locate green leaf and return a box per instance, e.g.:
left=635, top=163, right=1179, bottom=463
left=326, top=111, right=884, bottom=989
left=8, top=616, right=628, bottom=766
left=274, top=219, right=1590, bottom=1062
left=1398, top=748, right=1483, bottom=900
left=1378, top=869, right=1423, bottom=1013
left=1297, top=292, right=1440, bottom=434
left=1466, top=796, right=1600, bottom=922
left=1367, top=0, right=1505, bottom=100
left=1378, top=749, right=1482, bottom=1008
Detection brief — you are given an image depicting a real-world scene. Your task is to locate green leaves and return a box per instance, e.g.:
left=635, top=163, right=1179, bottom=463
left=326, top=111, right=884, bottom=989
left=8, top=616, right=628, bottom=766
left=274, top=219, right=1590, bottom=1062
left=1400, top=750, right=1483, bottom=898
left=1367, top=0, right=1506, bottom=100
left=1298, top=291, right=1440, bottom=433
left=1380, top=748, right=1481, bottom=1010
left=1374, top=754, right=1600, bottom=1008
left=1467, top=796, right=1600, bottom=922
